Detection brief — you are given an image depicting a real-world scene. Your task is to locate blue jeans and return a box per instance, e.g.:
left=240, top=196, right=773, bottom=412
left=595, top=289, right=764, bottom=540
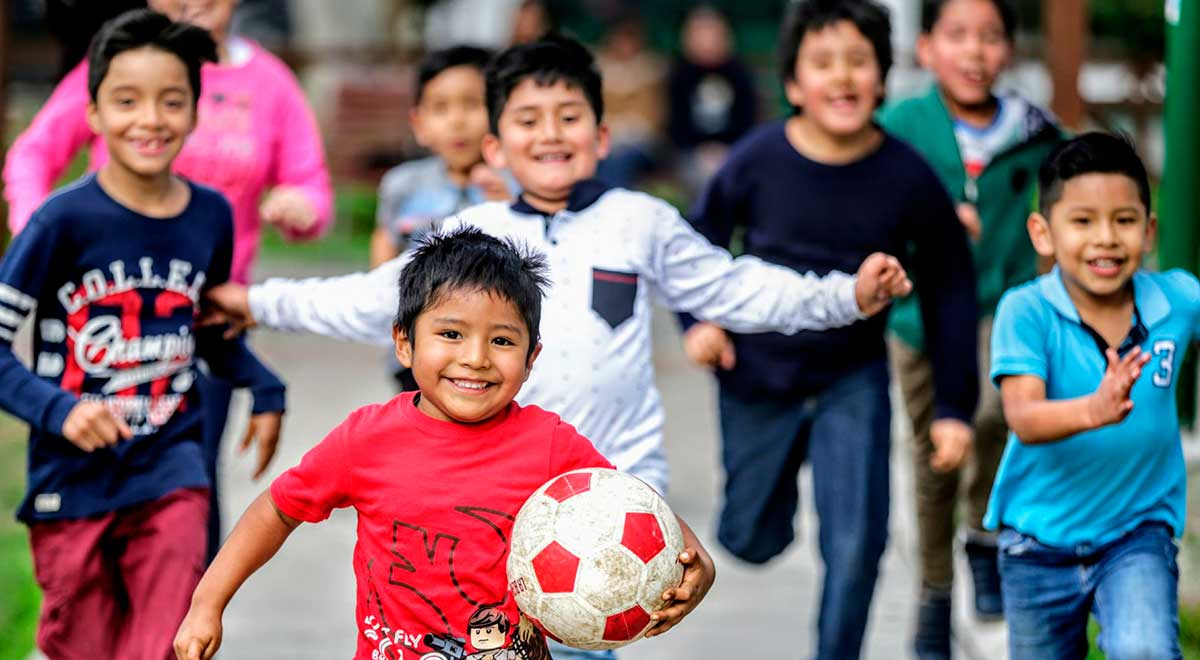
left=998, top=522, right=1181, bottom=660
left=716, top=360, right=891, bottom=660
left=547, top=640, right=616, bottom=660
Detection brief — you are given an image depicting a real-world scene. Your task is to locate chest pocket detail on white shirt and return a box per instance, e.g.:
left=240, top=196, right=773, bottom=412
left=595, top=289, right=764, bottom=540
left=591, top=269, right=638, bottom=329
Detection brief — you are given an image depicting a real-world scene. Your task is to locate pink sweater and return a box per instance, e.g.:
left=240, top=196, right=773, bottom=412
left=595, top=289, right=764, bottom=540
left=3, top=40, right=333, bottom=284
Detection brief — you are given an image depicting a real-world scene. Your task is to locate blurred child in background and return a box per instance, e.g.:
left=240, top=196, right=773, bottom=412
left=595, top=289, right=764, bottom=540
left=878, top=1, right=1063, bottom=655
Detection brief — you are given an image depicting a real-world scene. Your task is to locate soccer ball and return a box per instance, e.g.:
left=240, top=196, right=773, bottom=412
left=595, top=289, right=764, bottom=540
left=506, top=468, right=685, bottom=650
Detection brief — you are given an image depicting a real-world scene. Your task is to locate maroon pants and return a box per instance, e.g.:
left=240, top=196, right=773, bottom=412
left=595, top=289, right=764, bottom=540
left=28, top=487, right=208, bottom=660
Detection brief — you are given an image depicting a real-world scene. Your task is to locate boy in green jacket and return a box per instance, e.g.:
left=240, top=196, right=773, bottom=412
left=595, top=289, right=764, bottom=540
left=877, top=1, right=1062, bottom=658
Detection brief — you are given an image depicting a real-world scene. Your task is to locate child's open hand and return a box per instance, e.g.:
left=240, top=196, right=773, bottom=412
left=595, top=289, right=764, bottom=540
left=174, top=604, right=222, bottom=660
left=62, top=401, right=133, bottom=451
left=644, top=545, right=715, bottom=638
left=854, top=252, right=912, bottom=317
left=201, top=283, right=256, bottom=339
left=239, top=411, right=283, bottom=480
left=929, top=418, right=973, bottom=473
left=1087, top=347, right=1150, bottom=428
left=682, top=322, right=736, bottom=370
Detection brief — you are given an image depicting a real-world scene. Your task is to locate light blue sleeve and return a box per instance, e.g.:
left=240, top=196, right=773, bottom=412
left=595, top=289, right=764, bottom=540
left=990, top=286, right=1049, bottom=387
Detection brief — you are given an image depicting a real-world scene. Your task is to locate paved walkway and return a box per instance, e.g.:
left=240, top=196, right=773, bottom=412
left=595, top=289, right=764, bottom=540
left=190, top=259, right=1008, bottom=659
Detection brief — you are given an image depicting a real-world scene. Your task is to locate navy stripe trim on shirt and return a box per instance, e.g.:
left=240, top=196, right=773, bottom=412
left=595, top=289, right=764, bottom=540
left=510, top=179, right=611, bottom=216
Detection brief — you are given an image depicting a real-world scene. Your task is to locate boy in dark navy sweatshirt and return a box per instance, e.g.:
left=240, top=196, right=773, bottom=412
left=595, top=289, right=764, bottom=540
left=0, top=10, right=285, bottom=658
left=680, top=1, right=978, bottom=658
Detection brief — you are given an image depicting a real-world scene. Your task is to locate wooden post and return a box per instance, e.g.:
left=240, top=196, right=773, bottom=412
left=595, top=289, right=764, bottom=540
left=1045, top=0, right=1088, bottom=130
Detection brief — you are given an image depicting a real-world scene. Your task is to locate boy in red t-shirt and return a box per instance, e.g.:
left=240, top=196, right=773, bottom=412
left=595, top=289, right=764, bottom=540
left=174, top=227, right=716, bottom=660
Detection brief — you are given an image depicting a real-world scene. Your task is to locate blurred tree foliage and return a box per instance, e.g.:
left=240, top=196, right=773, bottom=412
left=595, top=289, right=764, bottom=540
left=545, top=0, right=789, bottom=59
left=1015, top=0, right=1164, bottom=60
left=1089, top=0, right=1164, bottom=60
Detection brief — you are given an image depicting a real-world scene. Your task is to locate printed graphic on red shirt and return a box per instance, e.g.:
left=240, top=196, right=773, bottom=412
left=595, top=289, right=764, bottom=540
left=49, top=257, right=205, bottom=436
left=357, top=507, right=550, bottom=660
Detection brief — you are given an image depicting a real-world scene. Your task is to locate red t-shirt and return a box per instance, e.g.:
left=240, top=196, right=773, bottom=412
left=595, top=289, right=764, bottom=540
left=271, top=392, right=615, bottom=660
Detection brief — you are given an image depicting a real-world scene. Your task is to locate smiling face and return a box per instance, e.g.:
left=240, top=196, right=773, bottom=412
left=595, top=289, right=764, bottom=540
left=148, top=0, right=237, bottom=45
left=784, top=20, right=884, bottom=140
left=87, top=46, right=196, bottom=182
left=482, top=79, right=609, bottom=214
left=412, top=65, right=490, bottom=177
left=1028, top=173, right=1156, bottom=306
left=395, top=286, right=540, bottom=424
left=918, top=0, right=1011, bottom=117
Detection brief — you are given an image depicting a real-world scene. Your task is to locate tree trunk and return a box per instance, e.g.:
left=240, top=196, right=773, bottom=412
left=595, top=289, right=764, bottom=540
left=1045, top=0, right=1088, bottom=130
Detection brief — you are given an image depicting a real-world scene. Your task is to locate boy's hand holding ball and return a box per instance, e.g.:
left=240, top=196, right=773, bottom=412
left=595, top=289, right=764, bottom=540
left=855, top=252, right=912, bottom=317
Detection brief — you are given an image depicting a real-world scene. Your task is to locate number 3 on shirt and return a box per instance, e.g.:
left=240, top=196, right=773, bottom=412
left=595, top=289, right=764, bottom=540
left=1151, top=340, right=1176, bottom=388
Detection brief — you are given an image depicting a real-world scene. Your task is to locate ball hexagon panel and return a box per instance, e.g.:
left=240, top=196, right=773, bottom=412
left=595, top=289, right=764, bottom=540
left=637, top=545, right=684, bottom=614
left=553, top=491, right=621, bottom=557
left=602, top=604, right=653, bottom=644
left=538, top=593, right=605, bottom=647
left=530, top=541, right=580, bottom=593
left=510, top=495, right=557, bottom=560
left=620, top=511, right=666, bottom=563
left=597, top=470, right=658, bottom=512
left=575, top=544, right=646, bottom=615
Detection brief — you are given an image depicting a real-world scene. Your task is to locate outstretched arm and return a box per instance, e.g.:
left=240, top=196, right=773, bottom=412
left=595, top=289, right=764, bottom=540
left=649, top=203, right=908, bottom=334
left=174, top=491, right=300, bottom=660
left=246, top=254, right=409, bottom=347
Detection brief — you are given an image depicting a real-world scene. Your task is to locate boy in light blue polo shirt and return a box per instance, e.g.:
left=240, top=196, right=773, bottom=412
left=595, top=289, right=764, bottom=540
left=987, top=132, right=1197, bottom=660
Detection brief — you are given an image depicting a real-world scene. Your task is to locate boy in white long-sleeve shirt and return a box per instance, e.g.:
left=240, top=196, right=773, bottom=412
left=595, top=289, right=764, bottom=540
left=206, top=33, right=908, bottom=528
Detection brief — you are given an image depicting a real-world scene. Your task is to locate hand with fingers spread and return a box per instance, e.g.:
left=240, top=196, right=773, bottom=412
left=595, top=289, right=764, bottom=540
left=61, top=401, right=134, bottom=452
left=929, top=417, right=973, bottom=473
left=644, top=518, right=715, bottom=638
left=1087, top=347, right=1151, bottom=428
left=239, top=412, right=282, bottom=480
left=854, top=252, right=913, bottom=317
left=682, top=322, right=736, bottom=371
left=203, top=283, right=256, bottom=339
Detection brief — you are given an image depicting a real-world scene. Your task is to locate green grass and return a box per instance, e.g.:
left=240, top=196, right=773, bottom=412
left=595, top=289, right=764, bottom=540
left=0, top=414, right=38, bottom=660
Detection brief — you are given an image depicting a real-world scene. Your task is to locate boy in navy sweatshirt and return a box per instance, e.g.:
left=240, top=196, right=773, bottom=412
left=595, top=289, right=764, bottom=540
left=0, top=10, right=285, bottom=658
left=680, top=1, right=978, bottom=658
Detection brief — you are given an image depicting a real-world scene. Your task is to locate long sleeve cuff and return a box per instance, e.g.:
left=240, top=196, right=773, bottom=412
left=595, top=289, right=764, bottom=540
left=43, top=391, right=79, bottom=437
left=834, top=273, right=868, bottom=323
left=250, top=382, right=286, bottom=415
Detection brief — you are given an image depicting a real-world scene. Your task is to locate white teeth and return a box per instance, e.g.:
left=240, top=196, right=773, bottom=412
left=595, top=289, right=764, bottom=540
left=1091, top=258, right=1119, bottom=268
left=453, top=379, right=488, bottom=390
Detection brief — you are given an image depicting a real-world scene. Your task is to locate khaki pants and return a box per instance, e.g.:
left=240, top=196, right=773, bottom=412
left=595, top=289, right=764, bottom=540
left=889, top=319, right=1007, bottom=590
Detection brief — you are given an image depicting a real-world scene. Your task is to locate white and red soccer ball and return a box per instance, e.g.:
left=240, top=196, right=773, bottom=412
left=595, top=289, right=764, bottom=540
left=507, top=468, right=685, bottom=650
